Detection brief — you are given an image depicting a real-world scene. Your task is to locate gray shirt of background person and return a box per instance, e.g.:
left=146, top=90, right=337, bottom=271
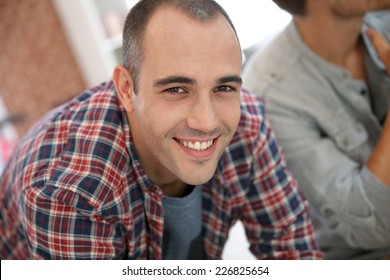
left=243, top=11, right=390, bottom=259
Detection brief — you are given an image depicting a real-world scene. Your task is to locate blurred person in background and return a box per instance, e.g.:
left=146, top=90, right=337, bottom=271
left=244, top=0, right=390, bottom=259
left=0, top=0, right=321, bottom=260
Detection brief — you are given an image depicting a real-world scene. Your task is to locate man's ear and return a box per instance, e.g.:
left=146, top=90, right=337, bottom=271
left=113, top=65, right=135, bottom=112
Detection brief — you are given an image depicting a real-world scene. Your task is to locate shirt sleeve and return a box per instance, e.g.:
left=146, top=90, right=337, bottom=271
left=22, top=185, right=126, bottom=259
left=265, top=98, right=390, bottom=249
left=241, top=115, right=323, bottom=259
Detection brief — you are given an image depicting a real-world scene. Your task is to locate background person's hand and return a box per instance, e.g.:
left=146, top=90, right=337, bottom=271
left=366, top=28, right=390, bottom=75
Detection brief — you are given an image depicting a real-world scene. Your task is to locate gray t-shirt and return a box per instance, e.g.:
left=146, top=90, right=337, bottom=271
left=162, top=186, right=205, bottom=260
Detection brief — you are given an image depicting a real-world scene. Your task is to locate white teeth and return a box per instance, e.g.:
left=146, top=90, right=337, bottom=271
left=180, top=140, right=213, bottom=151
left=194, top=142, right=201, bottom=150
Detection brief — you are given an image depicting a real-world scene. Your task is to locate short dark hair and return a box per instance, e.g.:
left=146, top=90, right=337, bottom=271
left=272, top=0, right=307, bottom=16
left=122, top=0, right=238, bottom=93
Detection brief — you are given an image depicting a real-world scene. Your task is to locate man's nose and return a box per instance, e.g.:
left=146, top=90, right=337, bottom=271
left=186, top=94, right=219, bottom=133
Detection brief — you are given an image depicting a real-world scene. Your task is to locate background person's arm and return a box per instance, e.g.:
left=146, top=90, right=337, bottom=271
left=265, top=99, right=390, bottom=249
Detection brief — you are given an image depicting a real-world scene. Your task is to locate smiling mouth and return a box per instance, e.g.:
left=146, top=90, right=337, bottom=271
left=176, top=139, right=215, bottom=151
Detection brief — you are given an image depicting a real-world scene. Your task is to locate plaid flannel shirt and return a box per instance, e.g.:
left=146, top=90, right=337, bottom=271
left=0, top=81, right=322, bottom=259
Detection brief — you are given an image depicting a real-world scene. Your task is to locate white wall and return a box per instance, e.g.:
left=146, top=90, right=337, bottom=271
left=217, top=0, right=291, bottom=50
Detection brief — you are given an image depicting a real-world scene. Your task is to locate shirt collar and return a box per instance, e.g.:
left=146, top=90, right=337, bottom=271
left=361, top=15, right=387, bottom=71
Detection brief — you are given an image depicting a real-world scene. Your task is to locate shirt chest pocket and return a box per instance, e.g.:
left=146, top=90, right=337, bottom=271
left=332, top=122, right=370, bottom=163
left=320, top=107, right=371, bottom=163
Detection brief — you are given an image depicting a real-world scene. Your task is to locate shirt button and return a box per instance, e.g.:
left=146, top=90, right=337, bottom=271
left=356, top=125, right=364, bottom=133
left=342, top=139, right=350, bottom=148
left=324, top=209, right=334, bottom=217
left=360, top=89, right=367, bottom=96
left=148, top=185, right=158, bottom=193
left=149, top=220, right=157, bottom=227
left=269, top=72, right=278, bottom=79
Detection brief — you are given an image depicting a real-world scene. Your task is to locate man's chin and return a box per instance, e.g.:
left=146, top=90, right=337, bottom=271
left=180, top=171, right=215, bottom=186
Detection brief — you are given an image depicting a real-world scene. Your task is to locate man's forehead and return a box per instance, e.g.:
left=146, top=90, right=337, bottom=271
left=139, top=4, right=242, bottom=72
left=145, top=5, right=225, bottom=37
left=143, top=5, right=239, bottom=52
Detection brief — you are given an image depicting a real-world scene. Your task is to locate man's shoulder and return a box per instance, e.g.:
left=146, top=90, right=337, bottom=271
left=24, top=81, right=120, bottom=133
left=240, top=89, right=265, bottom=121
left=212, top=90, right=266, bottom=186
left=244, top=24, right=297, bottom=74
left=242, top=24, right=309, bottom=98
left=11, top=81, right=129, bottom=187
left=230, top=89, right=266, bottom=144
left=243, top=25, right=336, bottom=110
left=62, top=81, right=121, bottom=122
left=2, top=81, right=132, bottom=215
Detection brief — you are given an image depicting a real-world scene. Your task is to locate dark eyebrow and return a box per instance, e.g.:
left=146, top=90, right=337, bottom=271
left=153, top=76, right=197, bottom=87
left=153, top=75, right=242, bottom=87
left=217, top=75, right=242, bottom=85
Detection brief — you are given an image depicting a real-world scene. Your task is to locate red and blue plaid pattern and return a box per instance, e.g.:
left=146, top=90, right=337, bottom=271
left=0, top=81, right=322, bottom=259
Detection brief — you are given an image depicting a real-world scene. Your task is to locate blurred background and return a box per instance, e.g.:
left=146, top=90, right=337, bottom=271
left=0, top=0, right=291, bottom=258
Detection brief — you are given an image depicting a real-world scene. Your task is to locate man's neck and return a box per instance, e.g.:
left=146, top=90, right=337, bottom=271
left=294, top=12, right=365, bottom=74
left=159, top=180, right=192, bottom=197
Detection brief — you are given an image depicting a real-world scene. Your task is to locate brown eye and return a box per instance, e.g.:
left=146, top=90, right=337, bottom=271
left=165, top=87, right=186, bottom=94
left=215, top=85, right=235, bottom=92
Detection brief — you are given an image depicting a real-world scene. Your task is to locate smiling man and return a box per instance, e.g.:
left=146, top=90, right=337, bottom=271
left=0, top=0, right=321, bottom=259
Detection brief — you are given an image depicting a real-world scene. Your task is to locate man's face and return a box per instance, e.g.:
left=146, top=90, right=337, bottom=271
left=330, top=0, right=390, bottom=17
left=127, top=7, right=242, bottom=186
